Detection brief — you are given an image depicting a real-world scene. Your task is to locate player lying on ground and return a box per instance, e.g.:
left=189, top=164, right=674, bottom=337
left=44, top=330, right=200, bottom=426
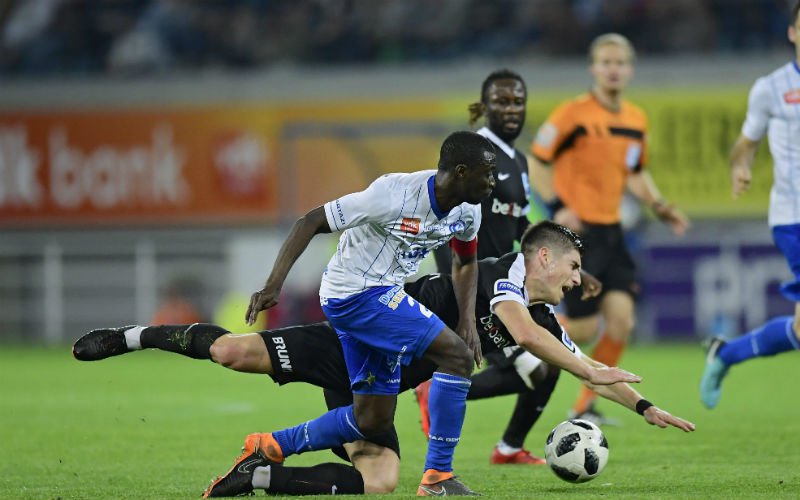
left=74, top=221, right=693, bottom=496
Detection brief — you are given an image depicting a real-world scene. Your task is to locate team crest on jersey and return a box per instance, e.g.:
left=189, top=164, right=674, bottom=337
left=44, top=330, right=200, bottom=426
left=448, top=220, right=466, bottom=234
left=400, top=218, right=421, bottom=234
left=495, top=279, right=523, bottom=298
left=784, top=89, right=800, bottom=104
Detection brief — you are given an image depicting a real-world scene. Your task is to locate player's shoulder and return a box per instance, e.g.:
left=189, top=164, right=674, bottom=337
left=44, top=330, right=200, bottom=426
left=553, top=93, right=594, bottom=114
left=374, top=170, right=434, bottom=190
left=621, top=99, right=647, bottom=121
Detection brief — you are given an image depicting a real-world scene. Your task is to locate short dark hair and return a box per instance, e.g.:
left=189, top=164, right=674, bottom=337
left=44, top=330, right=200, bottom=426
left=480, top=69, right=527, bottom=104
left=520, top=221, right=584, bottom=257
left=438, top=131, right=496, bottom=171
left=793, top=0, right=800, bottom=24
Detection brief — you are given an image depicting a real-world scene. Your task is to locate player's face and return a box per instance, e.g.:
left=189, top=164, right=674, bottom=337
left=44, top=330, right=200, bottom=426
left=590, top=44, right=633, bottom=93
left=459, top=152, right=497, bottom=204
left=534, top=248, right=582, bottom=305
left=484, top=79, right=527, bottom=144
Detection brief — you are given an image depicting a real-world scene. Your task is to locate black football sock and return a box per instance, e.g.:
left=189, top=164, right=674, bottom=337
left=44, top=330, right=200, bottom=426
left=501, top=369, right=560, bottom=448
left=139, top=324, right=228, bottom=359
left=261, top=463, right=365, bottom=495
left=467, top=364, right=528, bottom=400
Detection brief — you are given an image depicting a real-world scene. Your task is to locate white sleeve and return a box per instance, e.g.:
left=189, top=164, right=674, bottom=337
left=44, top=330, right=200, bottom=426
left=453, top=204, right=482, bottom=242
left=323, top=176, right=394, bottom=232
left=741, top=77, right=772, bottom=141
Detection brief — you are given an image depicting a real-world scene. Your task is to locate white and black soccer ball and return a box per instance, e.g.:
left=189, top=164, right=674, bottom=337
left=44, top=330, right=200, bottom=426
left=544, top=419, right=609, bottom=483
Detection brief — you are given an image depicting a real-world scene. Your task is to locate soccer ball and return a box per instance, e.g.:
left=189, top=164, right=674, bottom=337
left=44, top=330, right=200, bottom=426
left=544, top=419, right=609, bottom=483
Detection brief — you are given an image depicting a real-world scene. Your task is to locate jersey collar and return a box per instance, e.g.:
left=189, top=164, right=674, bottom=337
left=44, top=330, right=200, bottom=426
left=427, top=174, right=448, bottom=219
left=793, top=60, right=800, bottom=75
left=477, top=126, right=516, bottom=159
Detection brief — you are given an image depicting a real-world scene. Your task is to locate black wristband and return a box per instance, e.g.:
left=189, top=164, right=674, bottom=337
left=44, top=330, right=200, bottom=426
left=636, top=399, right=654, bottom=415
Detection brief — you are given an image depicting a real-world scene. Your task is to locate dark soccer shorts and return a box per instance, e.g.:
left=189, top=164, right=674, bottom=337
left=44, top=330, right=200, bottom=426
left=322, top=285, right=444, bottom=395
left=259, top=322, right=401, bottom=460
left=564, top=222, right=638, bottom=318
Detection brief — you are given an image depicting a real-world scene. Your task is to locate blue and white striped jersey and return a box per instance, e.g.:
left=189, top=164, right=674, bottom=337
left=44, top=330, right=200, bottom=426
left=741, top=61, right=800, bottom=226
left=320, top=170, right=481, bottom=298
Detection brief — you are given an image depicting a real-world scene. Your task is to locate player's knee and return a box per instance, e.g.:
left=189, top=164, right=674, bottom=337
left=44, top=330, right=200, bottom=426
left=354, top=410, right=394, bottom=437
left=209, top=337, right=247, bottom=369
left=607, top=315, right=635, bottom=338
left=363, top=473, right=398, bottom=494
left=440, top=341, right=473, bottom=378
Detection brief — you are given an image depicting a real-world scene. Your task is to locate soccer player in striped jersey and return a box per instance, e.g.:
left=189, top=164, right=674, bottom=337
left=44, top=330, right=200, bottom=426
left=529, top=33, right=690, bottom=425
left=700, top=0, right=800, bottom=409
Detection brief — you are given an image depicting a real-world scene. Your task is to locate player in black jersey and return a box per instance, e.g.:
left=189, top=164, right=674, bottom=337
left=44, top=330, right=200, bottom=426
left=430, top=68, right=581, bottom=465
left=74, top=221, right=693, bottom=497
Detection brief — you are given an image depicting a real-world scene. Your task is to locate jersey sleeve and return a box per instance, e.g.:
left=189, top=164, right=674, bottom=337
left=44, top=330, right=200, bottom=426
left=486, top=254, right=528, bottom=312
left=530, top=103, right=575, bottom=163
left=741, top=77, right=772, bottom=141
left=323, top=175, right=394, bottom=232
left=452, top=204, right=482, bottom=242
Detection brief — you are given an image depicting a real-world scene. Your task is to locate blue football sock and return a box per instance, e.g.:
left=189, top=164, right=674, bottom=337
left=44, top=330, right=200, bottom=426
left=272, top=405, right=364, bottom=458
left=718, top=316, right=799, bottom=366
left=424, top=372, right=471, bottom=472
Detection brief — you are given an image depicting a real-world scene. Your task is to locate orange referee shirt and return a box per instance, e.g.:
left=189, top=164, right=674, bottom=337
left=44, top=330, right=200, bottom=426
left=531, top=93, right=648, bottom=224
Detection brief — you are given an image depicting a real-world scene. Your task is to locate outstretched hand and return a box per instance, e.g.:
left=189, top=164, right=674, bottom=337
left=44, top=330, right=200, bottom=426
left=587, top=366, right=642, bottom=386
left=643, top=406, right=696, bottom=432
left=245, top=285, right=280, bottom=326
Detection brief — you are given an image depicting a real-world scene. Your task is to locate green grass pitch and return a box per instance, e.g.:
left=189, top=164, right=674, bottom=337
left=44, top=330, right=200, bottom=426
left=2, top=342, right=798, bottom=499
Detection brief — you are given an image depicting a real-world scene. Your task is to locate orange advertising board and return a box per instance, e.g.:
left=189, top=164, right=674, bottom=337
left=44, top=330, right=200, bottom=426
left=0, top=106, right=280, bottom=226
left=0, top=99, right=456, bottom=227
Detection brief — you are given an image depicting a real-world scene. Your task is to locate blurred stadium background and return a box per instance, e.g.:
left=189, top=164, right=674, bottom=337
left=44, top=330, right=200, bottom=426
left=0, top=0, right=796, bottom=346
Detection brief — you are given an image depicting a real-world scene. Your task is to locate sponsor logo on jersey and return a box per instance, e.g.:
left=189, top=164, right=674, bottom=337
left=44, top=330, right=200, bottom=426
left=271, top=336, right=293, bottom=372
left=335, top=199, right=346, bottom=227
left=398, top=247, right=430, bottom=260
left=379, top=285, right=407, bottom=310
left=784, top=88, right=800, bottom=104
left=480, top=314, right=512, bottom=349
left=495, top=279, right=523, bottom=298
left=400, top=217, right=421, bottom=234
left=491, top=198, right=526, bottom=217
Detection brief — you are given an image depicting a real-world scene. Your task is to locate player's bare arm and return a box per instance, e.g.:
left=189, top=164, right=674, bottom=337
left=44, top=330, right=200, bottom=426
left=729, top=134, right=761, bottom=199
left=580, top=355, right=695, bottom=432
left=626, top=171, right=690, bottom=236
left=451, top=250, right=482, bottom=367
left=494, top=299, right=641, bottom=385
left=526, top=153, right=556, bottom=202
left=246, top=206, right=331, bottom=325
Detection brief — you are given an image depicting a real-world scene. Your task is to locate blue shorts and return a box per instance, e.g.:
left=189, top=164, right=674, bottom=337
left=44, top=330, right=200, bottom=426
left=321, top=285, right=446, bottom=395
left=773, top=224, right=800, bottom=302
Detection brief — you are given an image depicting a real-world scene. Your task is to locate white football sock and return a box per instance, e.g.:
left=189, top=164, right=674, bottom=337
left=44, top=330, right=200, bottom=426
left=123, top=326, right=146, bottom=350
left=496, top=440, right=521, bottom=455
left=252, top=465, right=271, bottom=489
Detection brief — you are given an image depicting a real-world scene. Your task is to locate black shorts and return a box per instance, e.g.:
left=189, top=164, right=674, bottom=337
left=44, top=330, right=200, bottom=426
left=260, top=322, right=406, bottom=460
left=564, top=222, right=638, bottom=318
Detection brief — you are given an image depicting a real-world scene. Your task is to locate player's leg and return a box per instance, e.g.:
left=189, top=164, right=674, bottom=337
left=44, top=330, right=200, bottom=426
left=700, top=224, right=800, bottom=409
left=469, top=350, right=558, bottom=465
left=73, top=323, right=229, bottom=361
left=418, top=324, right=479, bottom=495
